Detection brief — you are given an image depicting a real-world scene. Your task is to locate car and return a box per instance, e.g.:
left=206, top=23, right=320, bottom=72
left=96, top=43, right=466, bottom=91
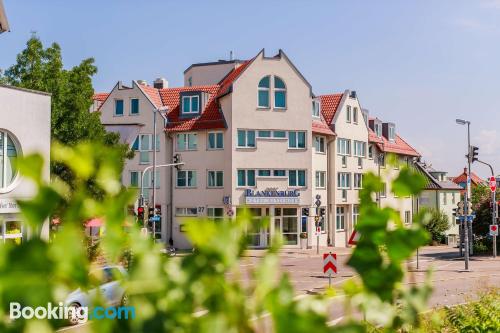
left=64, top=265, right=127, bottom=325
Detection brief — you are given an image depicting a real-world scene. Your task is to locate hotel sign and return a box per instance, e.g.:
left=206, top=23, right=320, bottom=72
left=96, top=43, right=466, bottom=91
left=0, top=199, right=20, bottom=213
left=245, top=189, right=300, bottom=205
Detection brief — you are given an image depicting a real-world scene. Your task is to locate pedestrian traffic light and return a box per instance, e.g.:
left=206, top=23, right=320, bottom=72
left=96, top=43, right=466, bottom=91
left=137, top=206, right=144, bottom=223
left=468, top=146, right=479, bottom=163
left=173, top=154, right=182, bottom=170
left=320, top=207, right=326, bottom=217
left=302, top=208, right=309, bottom=217
left=148, top=206, right=154, bottom=218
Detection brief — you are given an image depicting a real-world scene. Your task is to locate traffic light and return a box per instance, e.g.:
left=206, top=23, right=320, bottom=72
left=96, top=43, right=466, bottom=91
left=468, top=146, right=479, bottom=163
left=302, top=208, right=309, bottom=217
left=148, top=206, right=154, bottom=219
left=137, top=206, right=145, bottom=223
left=173, top=154, right=182, bottom=170
left=457, top=201, right=464, bottom=216
left=319, top=207, right=326, bottom=217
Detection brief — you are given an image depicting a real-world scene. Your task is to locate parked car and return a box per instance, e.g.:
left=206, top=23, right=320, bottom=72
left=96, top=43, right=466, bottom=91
left=64, top=265, right=127, bottom=325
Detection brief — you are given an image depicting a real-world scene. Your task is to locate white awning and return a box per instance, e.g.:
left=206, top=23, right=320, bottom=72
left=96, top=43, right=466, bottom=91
left=103, top=124, right=143, bottom=145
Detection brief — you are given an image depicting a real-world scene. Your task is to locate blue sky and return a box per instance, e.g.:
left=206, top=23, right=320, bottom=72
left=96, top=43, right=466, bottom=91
left=1, top=0, right=499, bottom=178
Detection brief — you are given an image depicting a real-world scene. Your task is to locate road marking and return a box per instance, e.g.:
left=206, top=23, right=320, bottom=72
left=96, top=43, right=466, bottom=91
left=326, top=316, right=344, bottom=326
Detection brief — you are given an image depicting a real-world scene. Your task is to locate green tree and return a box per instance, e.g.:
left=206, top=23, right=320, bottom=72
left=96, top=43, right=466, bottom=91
left=421, top=207, right=449, bottom=244
left=2, top=34, right=131, bottom=195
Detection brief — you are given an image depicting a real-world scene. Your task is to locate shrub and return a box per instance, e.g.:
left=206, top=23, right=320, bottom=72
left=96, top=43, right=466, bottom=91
left=421, top=208, right=449, bottom=244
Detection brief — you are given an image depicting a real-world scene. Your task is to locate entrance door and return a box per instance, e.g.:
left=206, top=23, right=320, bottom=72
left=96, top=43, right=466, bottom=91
left=274, top=208, right=299, bottom=246
left=238, top=207, right=269, bottom=248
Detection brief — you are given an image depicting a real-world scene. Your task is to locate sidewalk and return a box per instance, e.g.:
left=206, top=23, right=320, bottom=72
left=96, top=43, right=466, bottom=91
left=243, top=246, right=353, bottom=258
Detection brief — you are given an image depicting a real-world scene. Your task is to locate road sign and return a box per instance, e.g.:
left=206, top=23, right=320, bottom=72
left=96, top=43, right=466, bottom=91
left=315, top=226, right=321, bottom=236
left=348, top=230, right=360, bottom=245
left=490, top=225, right=498, bottom=236
left=489, top=176, right=496, bottom=192
left=149, top=215, right=161, bottom=222
left=323, top=253, right=337, bottom=276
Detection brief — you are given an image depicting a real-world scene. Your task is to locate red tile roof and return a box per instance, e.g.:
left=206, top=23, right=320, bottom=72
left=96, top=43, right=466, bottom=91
left=368, top=128, right=420, bottom=157
left=93, top=93, right=109, bottom=102
left=137, top=83, right=163, bottom=109
left=159, top=85, right=225, bottom=132
left=319, top=93, right=344, bottom=125
left=452, top=169, right=485, bottom=185
left=312, top=120, right=335, bottom=136
left=217, top=60, right=252, bottom=98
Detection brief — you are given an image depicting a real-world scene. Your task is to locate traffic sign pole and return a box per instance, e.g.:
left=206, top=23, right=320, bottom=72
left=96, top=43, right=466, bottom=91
left=490, top=176, right=497, bottom=258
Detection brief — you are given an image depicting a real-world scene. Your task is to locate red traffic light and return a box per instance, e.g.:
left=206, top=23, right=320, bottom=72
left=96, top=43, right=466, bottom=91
left=138, top=207, right=144, bottom=213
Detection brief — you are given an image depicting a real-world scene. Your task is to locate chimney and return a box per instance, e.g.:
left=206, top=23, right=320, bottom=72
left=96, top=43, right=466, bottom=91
left=154, top=78, right=168, bottom=89
left=137, top=80, right=148, bottom=86
left=349, top=90, right=357, bottom=99
left=464, top=167, right=468, bottom=174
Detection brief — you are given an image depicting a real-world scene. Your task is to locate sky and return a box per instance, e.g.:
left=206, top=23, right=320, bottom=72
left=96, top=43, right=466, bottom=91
left=1, top=0, right=499, bottom=179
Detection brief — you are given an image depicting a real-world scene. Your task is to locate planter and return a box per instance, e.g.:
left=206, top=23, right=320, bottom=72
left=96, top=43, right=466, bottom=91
left=300, top=237, right=307, bottom=249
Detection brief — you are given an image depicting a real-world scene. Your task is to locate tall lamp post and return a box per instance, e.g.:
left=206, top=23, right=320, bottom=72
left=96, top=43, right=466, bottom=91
left=456, top=118, right=471, bottom=270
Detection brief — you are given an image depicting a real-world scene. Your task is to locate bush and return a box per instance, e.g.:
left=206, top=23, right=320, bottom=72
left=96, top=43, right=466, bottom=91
left=421, top=208, right=450, bottom=244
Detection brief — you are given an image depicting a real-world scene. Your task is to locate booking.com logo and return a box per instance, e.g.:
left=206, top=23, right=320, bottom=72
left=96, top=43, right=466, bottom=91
left=10, top=302, right=135, bottom=323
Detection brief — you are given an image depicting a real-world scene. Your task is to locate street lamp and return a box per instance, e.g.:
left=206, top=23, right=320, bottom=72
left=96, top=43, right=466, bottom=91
left=455, top=118, right=471, bottom=270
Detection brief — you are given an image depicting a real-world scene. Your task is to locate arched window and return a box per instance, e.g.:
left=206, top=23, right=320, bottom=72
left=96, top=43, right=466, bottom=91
left=258, top=76, right=270, bottom=108
left=274, top=76, right=286, bottom=109
left=0, top=130, right=20, bottom=192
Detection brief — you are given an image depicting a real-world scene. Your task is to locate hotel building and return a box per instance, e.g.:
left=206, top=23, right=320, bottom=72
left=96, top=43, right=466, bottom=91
left=95, top=49, right=420, bottom=249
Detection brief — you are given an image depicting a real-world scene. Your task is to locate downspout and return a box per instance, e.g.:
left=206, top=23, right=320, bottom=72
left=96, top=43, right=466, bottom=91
left=327, top=136, right=335, bottom=246
left=168, top=132, right=174, bottom=246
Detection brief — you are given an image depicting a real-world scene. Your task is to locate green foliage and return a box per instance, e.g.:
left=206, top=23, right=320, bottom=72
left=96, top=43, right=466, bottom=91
left=0, top=145, right=434, bottom=332
left=420, top=208, right=449, bottom=244
left=3, top=34, right=131, bottom=196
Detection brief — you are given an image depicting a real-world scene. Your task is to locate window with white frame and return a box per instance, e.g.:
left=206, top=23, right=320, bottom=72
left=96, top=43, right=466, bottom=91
left=258, top=76, right=270, bottom=108
left=130, top=171, right=139, bottom=188
left=273, top=130, right=286, bottom=138
left=237, top=130, right=256, bottom=148
left=315, top=136, right=325, bottom=153
left=130, top=98, right=139, bottom=115
left=288, top=131, right=306, bottom=149
left=237, top=169, right=256, bottom=187
left=0, top=130, right=20, bottom=191
left=315, top=171, right=326, bottom=188
left=257, top=130, right=271, bottom=138
left=353, top=205, right=360, bottom=226
left=207, top=170, right=223, bottom=188
left=289, top=170, right=306, bottom=187
left=114, top=99, right=124, bottom=116
left=388, top=125, right=395, bottom=141
left=375, top=123, right=382, bottom=137
left=208, top=132, right=223, bottom=150
left=337, top=172, right=351, bottom=189
left=131, top=170, right=159, bottom=189
left=337, top=138, right=351, bottom=155
left=380, top=182, right=387, bottom=197
left=354, top=173, right=363, bottom=189
left=353, top=141, right=366, bottom=157
left=368, top=144, right=374, bottom=159
left=176, top=133, right=197, bottom=151
left=404, top=210, right=411, bottom=224
left=312, top=100, right=320, bottom=117
left=346, top=105, right=351, bottom=123
left=273, top=169, right=286, bottom=177
left=336, top=207, right=345, bottom=230
left=353, top=107, right=358, bottom=124
left=175, top=207, right=197, bottom=216
left=181, top=95, right=200, bottom=114
left=207, top=207, right=224, bottom=222
left=177, top=170, right=197, bottom=188
left=274, top=76, right=287, bottom=109
left=131, top=134, right=157, bottom=164
left=257, top=169, right=271, bottom=177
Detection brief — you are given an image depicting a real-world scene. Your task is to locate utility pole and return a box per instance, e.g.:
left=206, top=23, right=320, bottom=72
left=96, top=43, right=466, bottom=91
left=456, top=119, right=471, bottom=270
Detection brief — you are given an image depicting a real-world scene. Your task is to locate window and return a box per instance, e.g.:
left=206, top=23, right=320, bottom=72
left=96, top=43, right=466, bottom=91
left=346, top=105, right=351, bottom=123
left=177, top=170, right=197, bottom=188
left=237, top=130, right=256, bottom=148
left=273, top=131, right=286, bottom=138
left=132, top=134, right=154, bottom=164
left=130, top=98, right=139, bottom=115
left=237, top=169, right=256, bottom=187
left=273, top=169, right=286, bottom=177
left=288, top=131, right=306, bottom=149
left=353, top=141, right=366, bottom=157
left=258, top=130, right=271, bottom=138
left=289, top=170, right=306, bottom=187
left=404, top=211, right=411, bottom=225
left=354, top=173, right=363, bottom=189
left=130, top=171, right=139, bottom=187
left=274, top=77, right=286, bottom=108
left=442, top=193, right=447, bottom=205
left=257, top=169, right=271, bottom=177
left=374, top=123, right=382, bottom=137
left=208, top=132, right=223, bottom=150
left=312, top=100, right=320, bottom=117
left=207, top=170, right=223, bottom=188
left=388, top=125, right=395, bottom=141
left=336, top=207, right=345, bottom=230
left=114, top=99, right=124, bottom=116
left=258, top=76, right=270, bottom=108
left=0, top=130, right=19, bottom=191
left=380, top=182, right=387, bottom=197
left=368, top=144, right=373, bottom=159
left=177, top=133, right=197, bottom=151
left=207, top=207, right=224, bottom=222
left=182, top=95, right=200, bottom=114
left=337, top=138, right=351, bottom=155
left=315, top=171, right=326, bottom=188
left=337, top=172, right=351, bottom=189
left=175, top=207, right=197, bottom=216
left=353, top=107, right=358, bottom=124
left=353, top=205, right=360, bottom=226
left=315, top=136, right=325, bottom=153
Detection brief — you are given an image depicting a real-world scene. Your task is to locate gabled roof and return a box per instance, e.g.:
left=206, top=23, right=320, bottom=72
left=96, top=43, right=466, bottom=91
left=414, top=162, right=462, bottom=190
left=159, top=85, right=224, bottom=132
left=136, top=82, right=163, bottom=109
left=312, top=120, right=335, bottom=136
left=217, top=60, right=252, bottom=98
left=452, top=169, right=485, bottom=185
left=319, top=93, right=343, bottom=126
left=92, top=93, right=109, bottom=102
left=368, top=128, right=420, bottom=157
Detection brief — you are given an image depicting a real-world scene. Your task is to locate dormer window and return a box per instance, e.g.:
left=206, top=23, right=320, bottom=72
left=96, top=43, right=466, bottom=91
left=182, top=95, right=199, bottom=114
left=388, top=125, right=395, bottom=141
left=374, top=123, right=382, bottom=137
left=312, top=100, right=320, bottom=118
